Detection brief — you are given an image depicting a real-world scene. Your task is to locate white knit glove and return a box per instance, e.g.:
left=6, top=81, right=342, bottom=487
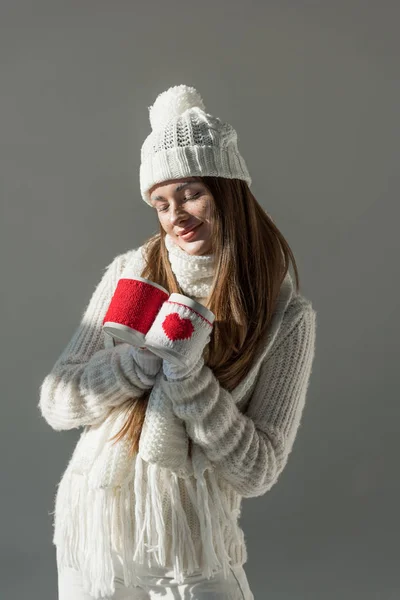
left=129, top=346, right=162, bottom=386
left=162, top=344, right=207, bottom=381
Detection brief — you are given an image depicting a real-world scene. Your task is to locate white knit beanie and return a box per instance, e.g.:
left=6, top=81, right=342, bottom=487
left=139, top=84, right=252, bottom=205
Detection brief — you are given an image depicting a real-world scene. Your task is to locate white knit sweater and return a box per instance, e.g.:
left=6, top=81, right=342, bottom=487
left=38, top=234, right=317, bottom=599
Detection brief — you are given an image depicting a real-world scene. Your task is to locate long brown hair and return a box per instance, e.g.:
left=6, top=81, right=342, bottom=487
left=108, top=176, right=299, bottom=458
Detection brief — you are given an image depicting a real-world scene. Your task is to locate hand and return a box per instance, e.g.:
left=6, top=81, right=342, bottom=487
left=162, top=337, right=210, bottom=381
left=129, top=345, right=162, bottom=381
left=162, top=354, right=205, bottom=381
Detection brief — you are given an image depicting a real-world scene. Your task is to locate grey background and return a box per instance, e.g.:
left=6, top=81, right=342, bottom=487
left=1, top=1, right=399, bottom=598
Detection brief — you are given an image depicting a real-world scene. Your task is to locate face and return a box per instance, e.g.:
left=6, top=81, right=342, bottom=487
left=148, top=177, right=214, bottom=255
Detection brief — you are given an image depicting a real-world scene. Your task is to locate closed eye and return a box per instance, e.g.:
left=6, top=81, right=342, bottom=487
left=157, top=192, right=200, bottom=212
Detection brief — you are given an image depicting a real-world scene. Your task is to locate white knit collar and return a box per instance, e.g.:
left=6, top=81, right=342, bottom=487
left=164, top=233, right=215, bottom=299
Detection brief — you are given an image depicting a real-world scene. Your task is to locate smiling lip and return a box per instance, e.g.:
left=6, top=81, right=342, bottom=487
left=179, top=224, right=202, bottom=239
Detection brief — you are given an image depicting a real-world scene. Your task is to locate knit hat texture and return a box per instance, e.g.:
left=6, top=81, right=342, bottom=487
left=139, top=84, right=252, bottom=205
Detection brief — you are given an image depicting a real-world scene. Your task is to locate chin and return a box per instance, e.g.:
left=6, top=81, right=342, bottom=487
left=181, top=240, right=212, bottom=255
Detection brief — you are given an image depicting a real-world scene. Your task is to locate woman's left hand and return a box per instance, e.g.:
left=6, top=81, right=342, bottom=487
left=129, top=345, right=162, bottom=378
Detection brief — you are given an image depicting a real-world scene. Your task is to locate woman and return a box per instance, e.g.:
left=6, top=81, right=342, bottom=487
left=39, top=84, right=317, bottom=599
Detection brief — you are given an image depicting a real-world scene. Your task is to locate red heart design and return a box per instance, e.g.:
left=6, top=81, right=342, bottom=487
left=162, top=313, right=194, bottom=341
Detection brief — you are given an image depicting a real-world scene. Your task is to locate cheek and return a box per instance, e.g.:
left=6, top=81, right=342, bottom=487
left=197, top=201, right=211, bottom=218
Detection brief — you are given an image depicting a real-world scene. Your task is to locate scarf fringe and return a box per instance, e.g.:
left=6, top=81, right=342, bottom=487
left=169, top=471, right=199, bottom=581
left=53, top=454, right=240, bottom=599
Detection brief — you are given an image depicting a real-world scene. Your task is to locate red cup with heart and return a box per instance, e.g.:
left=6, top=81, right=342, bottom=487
left=102, top=275, right=169, bottom=347
left=143, top=293, right=215, bottom=367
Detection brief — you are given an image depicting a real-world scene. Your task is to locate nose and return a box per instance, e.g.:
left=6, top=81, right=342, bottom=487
left=169, top=205, right=189, bottom=226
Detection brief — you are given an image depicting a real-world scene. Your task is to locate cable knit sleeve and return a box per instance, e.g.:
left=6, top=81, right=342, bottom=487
left=38, top=249, right=157, bottom=431
left=159, top=305, right=317, bottom=497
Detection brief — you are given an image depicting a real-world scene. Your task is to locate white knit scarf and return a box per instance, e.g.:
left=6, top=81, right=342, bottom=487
left=164, top=233, right=215, bottom=299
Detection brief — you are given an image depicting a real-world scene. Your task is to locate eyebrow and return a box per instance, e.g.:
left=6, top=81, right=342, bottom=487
left=151, top=181, right=199, bottom=203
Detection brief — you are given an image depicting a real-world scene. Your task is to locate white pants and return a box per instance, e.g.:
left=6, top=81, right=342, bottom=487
left=57, top=550, right=255, bottom=599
